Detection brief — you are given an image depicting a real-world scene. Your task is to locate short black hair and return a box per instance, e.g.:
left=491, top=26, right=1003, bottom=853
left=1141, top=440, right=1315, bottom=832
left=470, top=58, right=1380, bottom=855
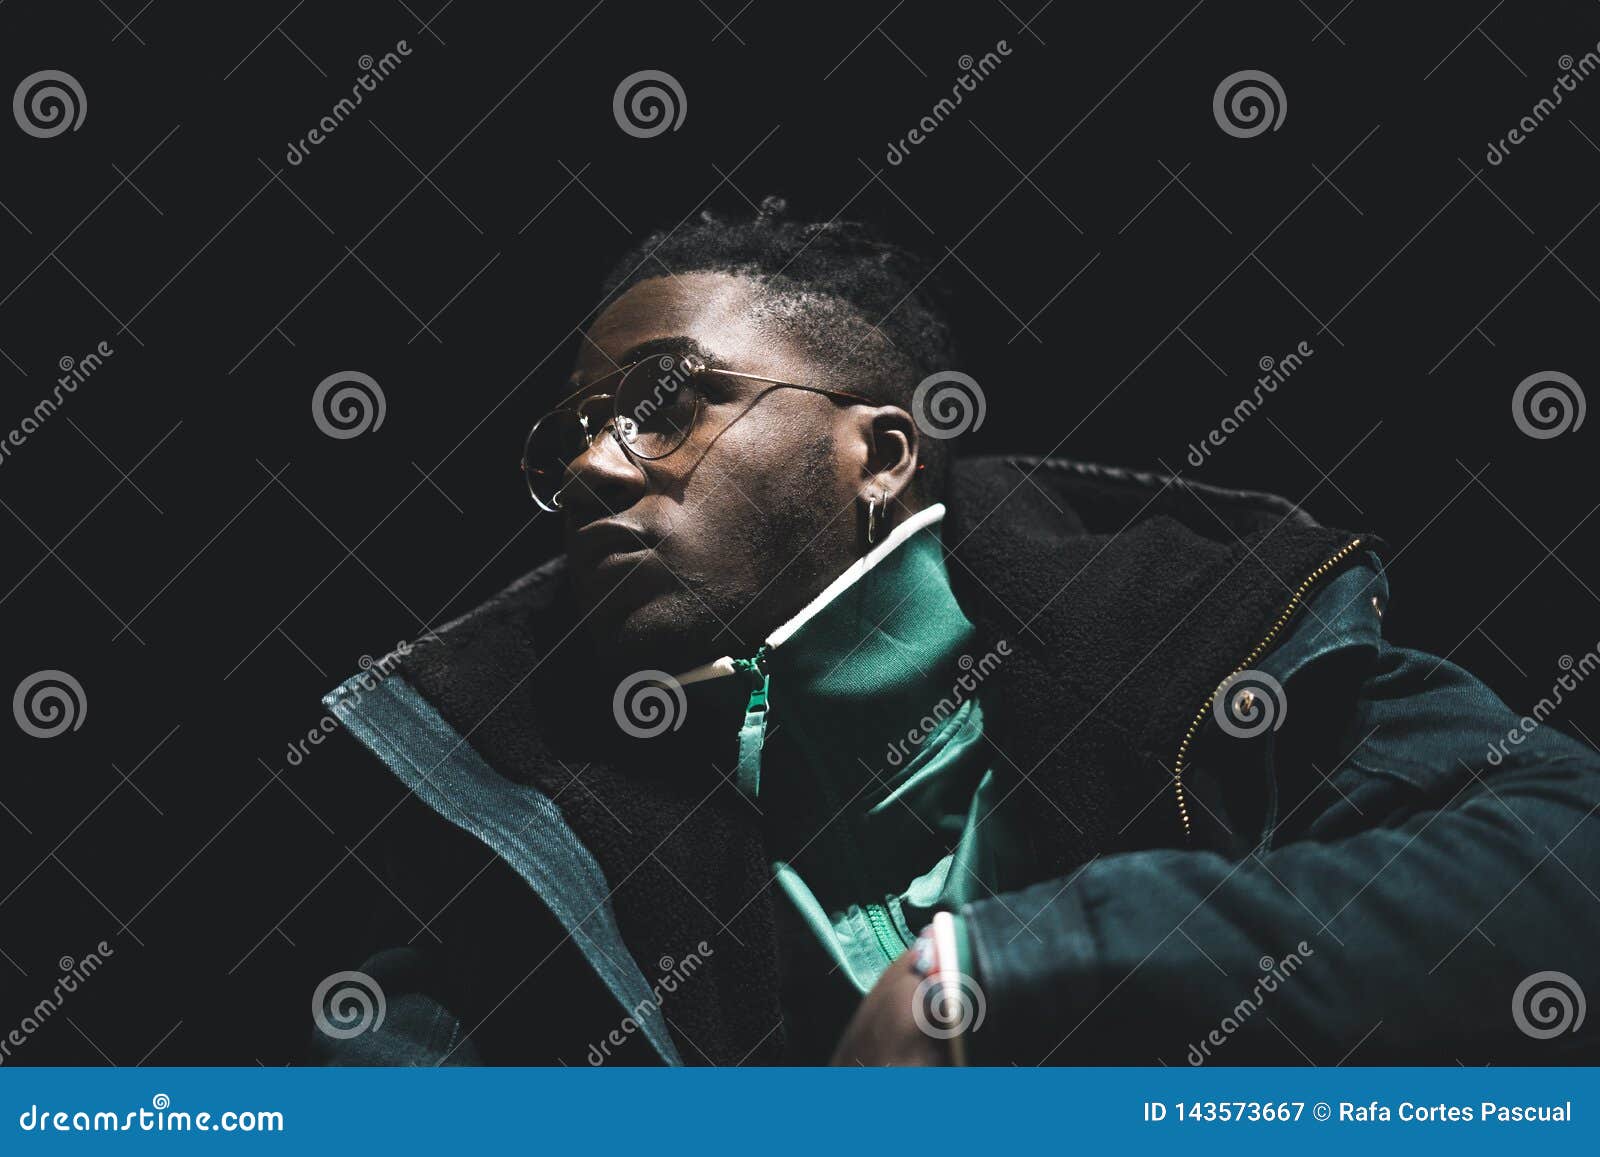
left=596, top=195, right=961, bottom=500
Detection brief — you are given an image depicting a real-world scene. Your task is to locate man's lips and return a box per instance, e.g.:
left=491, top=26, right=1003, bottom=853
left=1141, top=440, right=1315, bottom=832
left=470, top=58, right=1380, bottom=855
left=570, top=519, right=660, bottom=574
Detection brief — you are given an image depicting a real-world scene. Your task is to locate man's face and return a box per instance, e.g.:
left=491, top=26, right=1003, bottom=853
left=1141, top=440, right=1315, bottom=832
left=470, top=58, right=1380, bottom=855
left=555, top=272, right=891, bottom=673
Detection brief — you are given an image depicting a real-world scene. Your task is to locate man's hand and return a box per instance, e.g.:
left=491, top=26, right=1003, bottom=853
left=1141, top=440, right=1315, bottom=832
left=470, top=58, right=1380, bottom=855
left=829, top=947, right=948, bottom=1066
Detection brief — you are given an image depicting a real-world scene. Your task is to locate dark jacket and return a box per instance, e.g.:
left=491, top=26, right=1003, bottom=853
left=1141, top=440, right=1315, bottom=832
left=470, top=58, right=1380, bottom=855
left=313, top=455, right=1600, bottom=1065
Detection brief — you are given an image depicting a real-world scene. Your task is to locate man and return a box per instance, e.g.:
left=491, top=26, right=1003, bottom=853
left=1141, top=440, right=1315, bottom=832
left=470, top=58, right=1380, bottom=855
left=315, top=197, right=1599, bottom=1065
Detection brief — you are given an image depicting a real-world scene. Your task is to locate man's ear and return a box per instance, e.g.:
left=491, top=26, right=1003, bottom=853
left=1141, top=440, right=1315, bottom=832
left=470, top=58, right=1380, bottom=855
left=849, top=404, right=921, bottom=514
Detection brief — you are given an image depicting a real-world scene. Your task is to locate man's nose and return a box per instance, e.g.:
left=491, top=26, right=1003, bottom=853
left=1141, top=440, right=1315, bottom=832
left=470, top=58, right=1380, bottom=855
left=561, top=423, right=647, bottom=520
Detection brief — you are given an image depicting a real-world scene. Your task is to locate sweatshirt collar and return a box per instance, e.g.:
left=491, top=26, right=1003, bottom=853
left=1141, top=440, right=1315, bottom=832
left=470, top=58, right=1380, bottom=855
left=674, top=503, right=949, bottom=687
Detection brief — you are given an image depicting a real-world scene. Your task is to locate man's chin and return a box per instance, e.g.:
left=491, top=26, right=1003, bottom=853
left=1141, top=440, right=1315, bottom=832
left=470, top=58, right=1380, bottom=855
left=578, top=585, right=718, bottom=678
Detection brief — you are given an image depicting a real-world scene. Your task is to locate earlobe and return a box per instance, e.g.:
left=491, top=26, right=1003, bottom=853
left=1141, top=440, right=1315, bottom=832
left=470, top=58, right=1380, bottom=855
left=851, top=405, right=921, bottom=552
left=857, top=406, right=918, bottom=500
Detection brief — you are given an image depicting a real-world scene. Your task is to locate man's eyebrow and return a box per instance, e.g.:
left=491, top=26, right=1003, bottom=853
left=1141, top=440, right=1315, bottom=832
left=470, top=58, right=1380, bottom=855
left=614, top=335, right=716, bottom=367
left=563, top=336, right=718, bottom=400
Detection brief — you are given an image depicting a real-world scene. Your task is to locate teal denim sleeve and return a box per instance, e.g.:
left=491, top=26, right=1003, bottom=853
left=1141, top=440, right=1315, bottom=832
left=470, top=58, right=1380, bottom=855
left=959, top=558, right=1600, bottom=1064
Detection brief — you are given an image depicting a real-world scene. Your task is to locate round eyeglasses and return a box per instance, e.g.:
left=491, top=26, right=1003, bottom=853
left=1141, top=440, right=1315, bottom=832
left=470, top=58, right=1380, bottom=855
left=520, top=353, right=875, bottom=512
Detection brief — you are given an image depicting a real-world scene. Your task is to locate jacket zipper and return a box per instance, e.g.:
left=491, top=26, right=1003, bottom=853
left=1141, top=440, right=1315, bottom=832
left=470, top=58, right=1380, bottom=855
left=1170, top=537, right=1364, bottom=839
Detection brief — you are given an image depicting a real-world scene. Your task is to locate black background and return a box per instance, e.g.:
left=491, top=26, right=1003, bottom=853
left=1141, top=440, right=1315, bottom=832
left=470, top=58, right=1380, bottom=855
left=1, top=0, right=1597, bottom=1064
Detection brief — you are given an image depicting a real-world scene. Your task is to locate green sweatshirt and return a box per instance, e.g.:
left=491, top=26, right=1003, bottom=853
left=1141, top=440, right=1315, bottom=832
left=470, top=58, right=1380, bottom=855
left=676, top=505, right=1021, bottom=1024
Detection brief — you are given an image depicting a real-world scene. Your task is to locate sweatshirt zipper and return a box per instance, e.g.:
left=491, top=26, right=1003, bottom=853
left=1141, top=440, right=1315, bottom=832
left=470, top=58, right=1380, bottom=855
left=865, top=901, right=907, bottom=961
left=732, top=642, right=906, bottom=965
left=730, top=645, right=771, bottom=801
left=1170, top=537, right=1363, bottom=839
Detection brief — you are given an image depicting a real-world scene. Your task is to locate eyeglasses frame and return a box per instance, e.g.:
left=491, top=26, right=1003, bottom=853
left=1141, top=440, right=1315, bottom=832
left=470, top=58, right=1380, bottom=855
left=521, top=353, right=877, bottom=509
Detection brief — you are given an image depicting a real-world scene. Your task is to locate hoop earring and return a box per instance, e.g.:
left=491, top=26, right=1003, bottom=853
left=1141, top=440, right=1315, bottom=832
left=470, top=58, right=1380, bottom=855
left=866, top=493, right=880, bottom=546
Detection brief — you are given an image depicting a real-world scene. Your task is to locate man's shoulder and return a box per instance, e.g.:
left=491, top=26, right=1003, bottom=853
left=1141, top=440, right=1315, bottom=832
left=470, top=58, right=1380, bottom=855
left=1265, top=551, right=1597, bottom=803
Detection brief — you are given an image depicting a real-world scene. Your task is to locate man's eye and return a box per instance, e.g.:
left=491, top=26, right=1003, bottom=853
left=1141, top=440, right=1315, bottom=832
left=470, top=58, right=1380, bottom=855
left=641, top=394, right=694, bottom=428
left=645, top=381, right=700, bottom=413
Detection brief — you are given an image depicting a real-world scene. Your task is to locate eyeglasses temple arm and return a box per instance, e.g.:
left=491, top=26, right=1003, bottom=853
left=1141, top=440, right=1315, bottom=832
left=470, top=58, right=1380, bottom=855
left=714, top=368, right=876, bottom=406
